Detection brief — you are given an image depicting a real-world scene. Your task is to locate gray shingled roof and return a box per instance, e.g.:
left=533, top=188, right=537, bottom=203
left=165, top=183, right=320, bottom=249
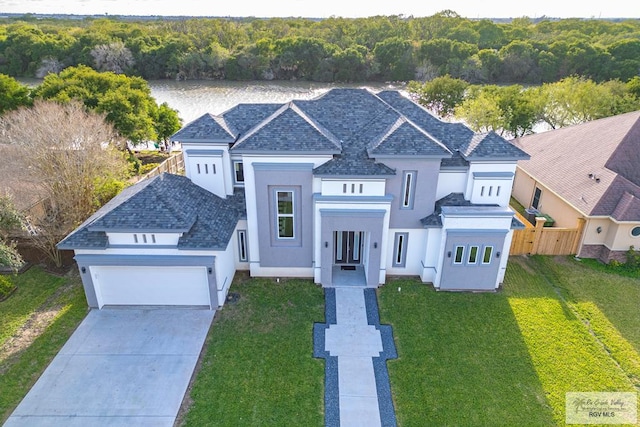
left=376, top=90, right=528, bottom=161
left=173, top=88, right=522, bottom=176
left=232, top=102, right=342, bottom=153
left=368, top=116, right=451, bottom=158
left=512, top=110, right=640, bottom=217
left=171, top=113, right=235, bottom=142
left=58, top=173, right=246, bottom=250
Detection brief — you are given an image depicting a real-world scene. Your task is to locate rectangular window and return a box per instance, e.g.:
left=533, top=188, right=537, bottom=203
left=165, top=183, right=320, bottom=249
left=482, top=246, right=493, bottom=264
left=205, top=164, right=209, bottom=174
left=133, top=234, right=138, bottom=243
left=454, top=246, right=465, bottom=264
left=496, top=186, right=501, bottom=197
left=233, top=161, right=244, bottom=183
left=532, top=187, right=542, bottom=209
left=212, top=164, right=216, bottom=174
left=151, top=234, right=156, bottom=244
left=359, top=184, right=363, bottom=194
left=393, top=233, right=409, bottom=267
left=142, top=234, right=147, bottom=244
left=468, top=245, right=479, bottom=264
left=342, top=183, right=347, bottom=193
left=351, top=183, right=356, bottom=193
left=276, top=191, right=294, bottom=239
left=237, top=230, right=248, bottom=262
left=197, top=163, right=201, bottom=174
left=481, top=186, right=485, bottom=196
left=401, top=171, right=416, bottom=209
left=488, top=186, right=493, bottom=196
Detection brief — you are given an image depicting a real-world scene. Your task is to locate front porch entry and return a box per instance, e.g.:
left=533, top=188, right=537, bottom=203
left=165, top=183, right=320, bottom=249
left=319, top=209, right=385, bottom=288
left=333, top=231, right=367, bottom=286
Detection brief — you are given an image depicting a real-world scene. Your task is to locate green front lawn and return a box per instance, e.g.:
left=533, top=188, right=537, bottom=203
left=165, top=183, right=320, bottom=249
left=0, top=267, right=88, bottom=423
left=178, top=276, right=325, bottom=427
left=380, top=256, right=639, bottom=426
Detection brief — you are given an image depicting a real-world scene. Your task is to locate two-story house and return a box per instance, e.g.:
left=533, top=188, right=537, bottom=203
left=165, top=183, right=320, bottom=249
left=58, top=88, right=529, bottom=309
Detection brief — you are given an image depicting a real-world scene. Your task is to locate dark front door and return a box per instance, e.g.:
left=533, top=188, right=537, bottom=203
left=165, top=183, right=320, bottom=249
left=334, top=231, right=363, bottom=264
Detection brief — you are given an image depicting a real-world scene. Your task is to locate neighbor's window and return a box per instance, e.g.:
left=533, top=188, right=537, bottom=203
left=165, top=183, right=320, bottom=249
left=276, top=191, right=294, bottom=238
left=454, top=246, right=465, bottom=264
left=482, top=246, right=493, bottom=264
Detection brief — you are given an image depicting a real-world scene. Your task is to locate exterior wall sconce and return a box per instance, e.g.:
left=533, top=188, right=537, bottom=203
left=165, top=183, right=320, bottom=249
left=374, top=242, right=378, bottom=249
left=208, top=267, right=212, bottom=274
left=596, top=226, right=602, bottom=234
left=81, top=267, right=86, bottom=274
left=447, top=251, right=452, bottom=258
left=496, top=252, right=501, bottom=258
left=325, top=241, right=328, bottom=248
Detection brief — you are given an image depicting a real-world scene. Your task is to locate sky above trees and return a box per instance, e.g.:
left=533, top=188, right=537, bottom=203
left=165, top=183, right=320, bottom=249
left=0, top=0, right=636, bottom=19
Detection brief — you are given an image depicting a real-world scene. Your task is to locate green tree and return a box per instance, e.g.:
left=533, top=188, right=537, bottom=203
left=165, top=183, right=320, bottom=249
left=408, top=75, right=469, bottom=118
left=373, top=37, right=415, bottom=81
left=0, top=74, right=32, bottom=114
left=155, top=102, right=183, bottom=146
left=33, top=65, right=180, bottom=145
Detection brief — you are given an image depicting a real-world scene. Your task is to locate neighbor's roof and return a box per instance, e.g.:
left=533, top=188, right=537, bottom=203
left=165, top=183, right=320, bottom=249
left=511, top=111, right=640, bottom=218
left=171, top=88, right=527, bottom=176
left=57, top=173, right=246, bottom=250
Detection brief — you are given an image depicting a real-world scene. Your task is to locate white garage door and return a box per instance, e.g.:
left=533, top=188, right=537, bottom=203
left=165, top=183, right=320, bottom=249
left=92, top=266, right=210, bottom=308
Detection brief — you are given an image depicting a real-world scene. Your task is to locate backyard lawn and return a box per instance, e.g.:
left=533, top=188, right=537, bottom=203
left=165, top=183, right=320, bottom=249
left=0, top=266, right=88, bottom=424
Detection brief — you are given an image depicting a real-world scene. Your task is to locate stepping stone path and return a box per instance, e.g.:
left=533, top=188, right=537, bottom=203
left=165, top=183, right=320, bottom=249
left=314, top=287, right=397, bottom=427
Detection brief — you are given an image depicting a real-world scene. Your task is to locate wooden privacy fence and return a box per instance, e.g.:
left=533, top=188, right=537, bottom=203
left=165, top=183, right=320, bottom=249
left=510, top=214, right=585, bottom=256
left=143, top=151, right=184, bottom=179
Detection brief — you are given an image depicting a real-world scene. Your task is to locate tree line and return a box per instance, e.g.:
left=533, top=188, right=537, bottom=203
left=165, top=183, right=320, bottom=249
left=1, top=11, right=639, bottom=84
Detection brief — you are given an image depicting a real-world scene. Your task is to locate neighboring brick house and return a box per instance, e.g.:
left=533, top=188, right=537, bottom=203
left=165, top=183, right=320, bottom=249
left=58, top=89, right=528, bottom=309
left=511, top=110, right=640, bottom=263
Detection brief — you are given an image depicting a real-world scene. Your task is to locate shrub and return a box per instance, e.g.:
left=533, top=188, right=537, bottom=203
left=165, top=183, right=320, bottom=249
left=139, top=163, right=160, bottom=175
left=93, top=177, right=128, bottom=208
left=0, top=274, right=16, bottom=300
left=625, top=246, right=640, bottom=271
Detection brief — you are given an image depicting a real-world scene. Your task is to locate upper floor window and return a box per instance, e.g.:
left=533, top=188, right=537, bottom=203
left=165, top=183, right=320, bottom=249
left=234, top=160, right=244, bottom=184
left=276, top=190, right=294, bottom=239
left=401, top=171, right=417, bottom=209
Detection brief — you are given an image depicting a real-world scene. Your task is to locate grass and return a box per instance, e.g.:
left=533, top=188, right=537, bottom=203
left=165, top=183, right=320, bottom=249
left=2, top=257, right=637, bottom=426
left=379, top=256, right=639, bottom=426
left=379, top=279, right=556, bottom=426
left=178, top=276, right=325, bottom=427
left=0, top=266, right=88, bottom=423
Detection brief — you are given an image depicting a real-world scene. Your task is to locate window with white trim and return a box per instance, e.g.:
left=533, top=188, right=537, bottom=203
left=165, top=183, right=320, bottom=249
left=276, top=190, right=294, bottom=239
left=453, top=246, right=465, bottom=264
left=393, top=233, right=409, bottom=267
left=237, top=230, right=248, bottom=261
left=468, top=245, right=479, bottom=264
left=401, top=171, right=417, bottom=209
left=482, top=246, right=493, bottom=264
left=233, top=161, right=244, bottom=183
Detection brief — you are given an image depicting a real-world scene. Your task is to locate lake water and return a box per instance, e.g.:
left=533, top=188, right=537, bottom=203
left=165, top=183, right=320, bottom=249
left=147, top=80, right=406, bottom=124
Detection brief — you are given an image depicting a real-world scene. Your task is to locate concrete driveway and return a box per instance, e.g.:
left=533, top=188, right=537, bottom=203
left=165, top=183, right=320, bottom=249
left=5, top=308, right=214, bottom=427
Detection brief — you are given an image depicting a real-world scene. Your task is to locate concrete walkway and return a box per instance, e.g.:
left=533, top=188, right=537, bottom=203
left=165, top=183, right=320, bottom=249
left=5, top=308, right=214, bottom=427
left=314, top=287, right=397, bottom=427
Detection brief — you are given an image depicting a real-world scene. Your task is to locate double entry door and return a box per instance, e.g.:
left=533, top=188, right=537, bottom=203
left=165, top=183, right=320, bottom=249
left=334, top=231, right=363, bottom=265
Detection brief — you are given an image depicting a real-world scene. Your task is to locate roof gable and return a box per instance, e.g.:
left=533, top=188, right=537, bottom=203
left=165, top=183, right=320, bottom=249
left=171, top=113, right=234, bottom=142
left=368, top=116, right=451, bottom=158
left=231, top=102, right=341, bottom=153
